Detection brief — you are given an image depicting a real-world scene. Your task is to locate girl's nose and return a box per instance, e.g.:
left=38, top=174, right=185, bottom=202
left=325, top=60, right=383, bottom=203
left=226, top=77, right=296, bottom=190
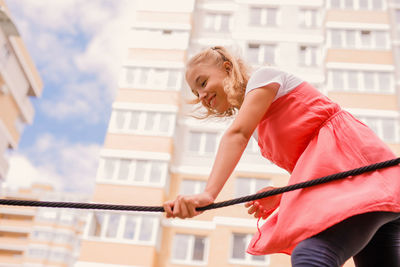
left=198, top=90, right=207, bottom=101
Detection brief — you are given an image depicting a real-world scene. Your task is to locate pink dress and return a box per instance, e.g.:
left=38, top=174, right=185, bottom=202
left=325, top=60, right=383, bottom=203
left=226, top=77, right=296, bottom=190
left=246, top=81, right=400, bottom=255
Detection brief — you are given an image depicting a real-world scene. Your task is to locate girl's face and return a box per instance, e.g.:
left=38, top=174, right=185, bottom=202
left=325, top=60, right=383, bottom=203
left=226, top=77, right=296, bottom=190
left=186, top=62, right=231, bottom=113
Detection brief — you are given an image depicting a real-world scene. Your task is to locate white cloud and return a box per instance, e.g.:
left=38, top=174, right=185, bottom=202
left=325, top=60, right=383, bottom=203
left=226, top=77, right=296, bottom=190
left=5, top=154, right=62, bottom=191
left=6, top=0, right=135, bottom=123
left=6, top=133, right=101, bottom=194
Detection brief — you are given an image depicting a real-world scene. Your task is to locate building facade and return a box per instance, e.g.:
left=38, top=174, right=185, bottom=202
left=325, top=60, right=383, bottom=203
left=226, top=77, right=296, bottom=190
left=77, top=0, right=400, bottom=266
left=0, top=0, right=43, bottom=185
left=0, top=184, right=86, bottom=267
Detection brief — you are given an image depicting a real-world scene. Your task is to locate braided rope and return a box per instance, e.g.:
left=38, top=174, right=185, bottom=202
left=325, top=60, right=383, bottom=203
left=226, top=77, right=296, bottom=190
left=0, top=157, right=398, bottom=212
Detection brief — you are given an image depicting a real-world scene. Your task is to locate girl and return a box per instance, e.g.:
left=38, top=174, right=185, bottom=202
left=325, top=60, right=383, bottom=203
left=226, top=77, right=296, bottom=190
left=163, top=46, right=400, bottom=266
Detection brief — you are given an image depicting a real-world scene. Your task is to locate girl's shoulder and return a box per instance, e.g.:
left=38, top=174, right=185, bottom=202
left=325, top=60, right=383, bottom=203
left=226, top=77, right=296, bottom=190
left=246, top=67, right=288, bottom=95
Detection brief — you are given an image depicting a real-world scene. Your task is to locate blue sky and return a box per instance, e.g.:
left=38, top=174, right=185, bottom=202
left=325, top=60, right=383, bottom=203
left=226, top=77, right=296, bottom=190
left=5, top=0, right=136, bottom=194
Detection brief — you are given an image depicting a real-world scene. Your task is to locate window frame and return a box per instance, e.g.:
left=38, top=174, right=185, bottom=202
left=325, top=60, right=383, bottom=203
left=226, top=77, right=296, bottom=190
left=328, top=29, right=390, bottom=50
left=327, top=0, right=386, bottom=10
left=203, top=12, right=233, bottom=33
left=249, top=6, right=279, bottom=27
left=234, top=177, right=273, bottom=198
left=171, top=233, right=209, bottom=265
left=357, top=116, right=399, bottom=143
left=229, top=233, right=270, bottom=265
left=298, top=8, right=320, bottom=28
left=298, top=45, right=319, bottom=67
left=327, top=69, right=395, bottom=94
left=180, top=179, right=207, bottom=195
left=97, top=156, right=169, bottom=187
left=122, top=66, right=183, bottom=91
left=187, top=130, right=220, bottom=156
left=85, top=212, right=159, bottom=245
left=109, top=108, right=177, bottom=137
left=247, top=43, right=277, bottom=65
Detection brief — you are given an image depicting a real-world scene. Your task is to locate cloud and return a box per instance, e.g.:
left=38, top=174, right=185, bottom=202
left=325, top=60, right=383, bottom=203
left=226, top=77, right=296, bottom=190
left=5, top=154, right=62, bottom=191
left=6, top=0, right=135, bottom=123
left=6, top=133, right=101, bottom=194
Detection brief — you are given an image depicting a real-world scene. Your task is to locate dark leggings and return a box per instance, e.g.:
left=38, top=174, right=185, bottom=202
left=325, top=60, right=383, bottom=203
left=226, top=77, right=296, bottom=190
left=291, top=212, right=400, bottom=267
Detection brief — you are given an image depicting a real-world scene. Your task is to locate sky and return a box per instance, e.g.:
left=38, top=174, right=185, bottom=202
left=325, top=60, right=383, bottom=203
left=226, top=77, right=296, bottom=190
left=5, top=0, right=137, bottom=195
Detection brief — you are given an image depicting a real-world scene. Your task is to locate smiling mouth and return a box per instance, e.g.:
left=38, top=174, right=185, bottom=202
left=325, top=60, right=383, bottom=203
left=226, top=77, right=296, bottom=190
left=209, top=95, right=216, bottom=108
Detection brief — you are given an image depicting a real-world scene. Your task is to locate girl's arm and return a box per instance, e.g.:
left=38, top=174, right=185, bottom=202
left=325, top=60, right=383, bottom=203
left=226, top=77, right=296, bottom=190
left=164, top=83, right=279, bottom=219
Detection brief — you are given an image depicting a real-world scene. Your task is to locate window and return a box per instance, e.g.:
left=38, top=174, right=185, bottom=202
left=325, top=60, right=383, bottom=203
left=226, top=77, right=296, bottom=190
left=53, top=232, right=74, bottom=244
left=27, top=247, right=49, bottom=259
left=248, top=44, right=276, bottom=65
left=204, top=13, right=232, bottom=32
left=188, top=131, right=219, bottom=155
left=358, top=117, right=399, bottom=143
left=299, top=9, right=319, bottom=28
left=37, top=209, right=58, bottom=221
left=123, top=67, right=182, bottom=90
left=329, top=0, right=385, bottom=10
left=172, top=234, right=207, bottom=264
left=396, top=46, right=400, bottom=65
left=249, top=7, right=278, bottom=26
left=87, top=213, right=104, bottom=237
left=105, top=213, right=121, bottom=238
left=328, top=70, right=394, bottom=93
left=396, top=10, right=400, bottom=36
left=99, top=157, right=168, bottom=186
left=299, top=45, right=318, bottom=66
left=0, top=42, right=11, bottom=66
left=245, top=137, right=260, bottom=154
left=32, top=230, right=54, bottom=241
left=329, top=29, right=389, bottom=50
left=180, top=179, right=206, bottom=195
left=235, top=177, right=272, bottom=198
left=49, top=249, right=71, bottom=263
left=87, top=212, right=158, bottom=244
left=230, top=233, right=270, bottom=264
left=110, top=109, right=176, bottom=136
left=59, top=211, right=76, bottom=225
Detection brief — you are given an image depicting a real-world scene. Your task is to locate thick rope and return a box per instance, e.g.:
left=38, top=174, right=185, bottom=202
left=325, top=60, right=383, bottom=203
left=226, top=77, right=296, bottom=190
left=0, top=157, right=398, bottom=212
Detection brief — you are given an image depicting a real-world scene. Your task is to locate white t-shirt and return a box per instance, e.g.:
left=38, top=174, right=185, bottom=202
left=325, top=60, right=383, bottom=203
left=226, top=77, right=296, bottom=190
left=245, top=67, right=303, bottom=141
left=245, top=67, right=303, bottom=101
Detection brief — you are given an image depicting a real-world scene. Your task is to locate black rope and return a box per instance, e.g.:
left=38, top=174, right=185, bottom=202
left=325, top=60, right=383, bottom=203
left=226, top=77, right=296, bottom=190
left=0, top=157, right=398, bottom=212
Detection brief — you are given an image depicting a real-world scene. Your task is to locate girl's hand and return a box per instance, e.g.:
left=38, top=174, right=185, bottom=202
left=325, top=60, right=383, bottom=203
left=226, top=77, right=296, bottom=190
left=244, top=186, right=281, bottom=220
left=163, top=192, right=215, bottom=219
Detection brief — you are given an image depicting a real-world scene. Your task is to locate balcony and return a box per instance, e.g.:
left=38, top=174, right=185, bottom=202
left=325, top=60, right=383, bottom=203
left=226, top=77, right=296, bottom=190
left=0, top=255, right=23, bottom=266
left=0, top=218, right=33, bottom=233
left=0, top=32, right=34, bottom=124
left=0, top=237, right=28, bottom=251
left=0, top=154, right=8, bottom=181
left=0, top=206, right=36, bottom=217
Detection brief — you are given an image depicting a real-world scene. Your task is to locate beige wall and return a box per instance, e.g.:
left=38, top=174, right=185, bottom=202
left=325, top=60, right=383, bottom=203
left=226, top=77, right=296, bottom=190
left=0, top=92, right=21, bottom=143
left=79, top=240, right=157, bottom=266
left=326, top=50, right=393, bottom=65
left=159, top=224, right=292, bottom=267
left=136, top=11, right=191, bottom=24
left=93, top=183, right=165, bottom=206
left=104, top=134, right=173, bottom=153
left=325, top=10, right=389, bottom=23
left=328, top=92, right=398, bottom=110
left=116, top=89, right=180, bottom=106
left=13, top=37, right=43, bottom=97
left=128, top=48, right=186, bottom=62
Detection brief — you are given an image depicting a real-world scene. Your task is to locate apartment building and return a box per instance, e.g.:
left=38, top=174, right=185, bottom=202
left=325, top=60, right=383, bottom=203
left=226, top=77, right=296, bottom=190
left=0, top=184, right=86, bottom=267
left=77, top=0, right=399, bottom=267
left=0, top=0, right=43, bottom=186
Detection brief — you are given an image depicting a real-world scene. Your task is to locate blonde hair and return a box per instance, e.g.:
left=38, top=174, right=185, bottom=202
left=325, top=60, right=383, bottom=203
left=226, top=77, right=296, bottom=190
left=186, top=46, right=250, bottom=118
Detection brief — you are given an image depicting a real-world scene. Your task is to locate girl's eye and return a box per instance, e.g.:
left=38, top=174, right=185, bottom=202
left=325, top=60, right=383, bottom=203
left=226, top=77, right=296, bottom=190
left=201, top=80, right=207, bottom=87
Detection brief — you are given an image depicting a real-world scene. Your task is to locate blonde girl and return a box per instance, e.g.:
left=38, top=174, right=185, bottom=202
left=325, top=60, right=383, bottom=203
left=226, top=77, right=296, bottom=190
left=163, top=46, right=400, bottom=267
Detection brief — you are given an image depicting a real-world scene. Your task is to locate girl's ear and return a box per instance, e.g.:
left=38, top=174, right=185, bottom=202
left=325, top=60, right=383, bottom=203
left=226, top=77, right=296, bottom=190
left=223, top=61, right=232, bottom=74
